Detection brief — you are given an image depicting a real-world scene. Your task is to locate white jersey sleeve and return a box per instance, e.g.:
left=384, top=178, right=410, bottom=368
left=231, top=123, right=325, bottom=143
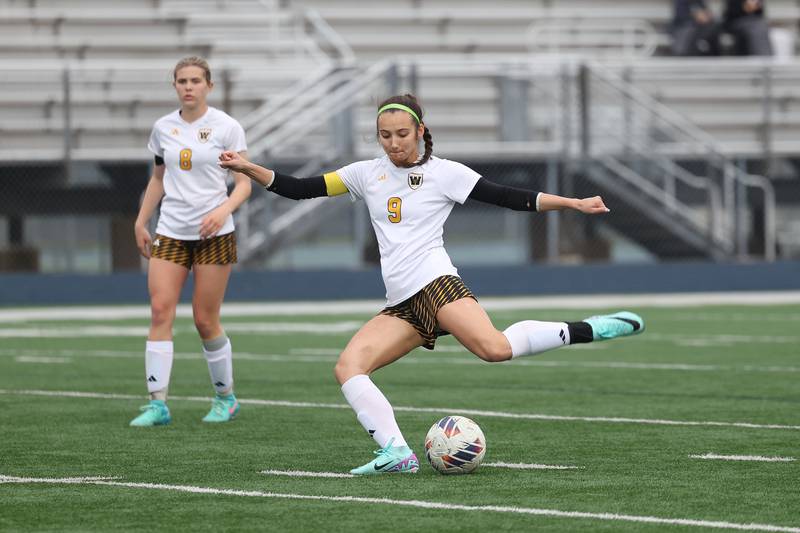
left=333, top=160, right=373, bottom=202
left=226, top=120, right=248, bottom=153
left=147, top=124, right=164, bottom=158
left=436, top=160, right=482, bottom=204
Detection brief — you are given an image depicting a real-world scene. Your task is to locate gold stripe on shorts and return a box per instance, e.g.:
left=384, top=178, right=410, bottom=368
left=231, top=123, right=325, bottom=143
left=380, top=275, right=475, bottom=350
left=194, top=232, right=237, bottom=265
left=150, top=234, right=192, bottom=268
left=150, top=233, right=237, bottom=269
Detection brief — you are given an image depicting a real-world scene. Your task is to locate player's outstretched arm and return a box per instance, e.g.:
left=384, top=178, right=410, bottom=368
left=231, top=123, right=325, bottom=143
left=219, top=151, right=338, bottom=201
left=538, top=193, right=610, bottom=214
left=468, top=178, right=609, bottom=215
left=218, top=150, right=275, bottom=188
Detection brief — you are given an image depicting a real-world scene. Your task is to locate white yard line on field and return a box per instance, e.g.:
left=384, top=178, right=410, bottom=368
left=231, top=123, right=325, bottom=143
left=14, top=356, right=70, bottom=364
left=4, top=322, right=798, bottom=350
left=260, top=470, right=355, bottom=478
left=483, top=462, right=582, bottom=470
left=1, top=473, right=798, bottom=532
left=2, top=291, right=799, bottom=323
left=1, top=388, right=798, bottom=431
left=689, top=453, right=795, bottom=462
left=0, top=475, right=117, bottom=483
left=4, top=347, right=800, bottom=374
left=259, top=463, right=581, bottom=478
left=0, top=321, right=363, bottom=338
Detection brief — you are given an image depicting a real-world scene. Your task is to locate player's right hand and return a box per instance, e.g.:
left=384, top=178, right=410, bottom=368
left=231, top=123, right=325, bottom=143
left=218, top=150, right=247, bottom=171
left=135, top=224, right=152, bottom=259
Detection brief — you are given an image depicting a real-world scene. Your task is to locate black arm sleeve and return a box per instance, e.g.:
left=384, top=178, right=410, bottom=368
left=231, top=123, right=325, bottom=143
left=267, top=172, right=328, bottom=200
left=467, top=177, right=539, bottom=211
left=154, top=155, right=164, bottom=166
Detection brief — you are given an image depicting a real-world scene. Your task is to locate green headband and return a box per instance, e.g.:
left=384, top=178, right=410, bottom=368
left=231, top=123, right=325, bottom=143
left=377, top=103, right=421, bottom=124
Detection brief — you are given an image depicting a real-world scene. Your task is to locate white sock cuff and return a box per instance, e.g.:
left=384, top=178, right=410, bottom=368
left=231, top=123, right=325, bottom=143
left=146, top=340, right=173, bottom=352
left=202, top=340, right=231, bottom=362
left=503, top=320, right=570, bottom=359
left=341, top=374, right=372, bottom=404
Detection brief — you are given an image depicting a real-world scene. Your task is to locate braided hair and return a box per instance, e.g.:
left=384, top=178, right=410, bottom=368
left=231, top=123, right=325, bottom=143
left=376, top=94, right=433, bottom=167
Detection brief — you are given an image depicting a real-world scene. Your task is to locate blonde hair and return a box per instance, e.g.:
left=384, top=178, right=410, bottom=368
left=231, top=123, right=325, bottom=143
left=173, top=56, right=212, bottom=84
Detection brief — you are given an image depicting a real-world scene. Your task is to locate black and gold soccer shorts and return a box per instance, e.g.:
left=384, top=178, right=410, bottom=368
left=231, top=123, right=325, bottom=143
left=380, top=275, right=476, bottom=350
left=150, top=232, right=237, bottom=269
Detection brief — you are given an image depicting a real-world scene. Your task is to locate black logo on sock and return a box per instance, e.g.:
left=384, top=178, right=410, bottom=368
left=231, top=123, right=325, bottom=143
left=147, top=375, right=157, bottom=382
left=559, top=329, right=566, bottom=344
left=368, top=429, right=376, bottom=436
left=214, top=381, right=226, bottom=387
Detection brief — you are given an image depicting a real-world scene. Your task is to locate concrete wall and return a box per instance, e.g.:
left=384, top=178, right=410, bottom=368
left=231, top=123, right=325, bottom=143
left=1, top=261, right=798, bottom=306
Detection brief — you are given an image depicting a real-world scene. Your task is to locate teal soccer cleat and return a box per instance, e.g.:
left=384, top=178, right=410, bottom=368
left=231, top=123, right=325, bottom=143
left=350, top=438, right=419, bottom=475
left=583, top=311, right=645, bottom=341
left=202, top=394, right=240, bottom=423
left=129, top=400, right=171, bottom=427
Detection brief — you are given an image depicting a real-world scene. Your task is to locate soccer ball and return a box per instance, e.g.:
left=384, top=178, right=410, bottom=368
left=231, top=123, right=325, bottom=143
left=424, top=415, right=486, bottom=475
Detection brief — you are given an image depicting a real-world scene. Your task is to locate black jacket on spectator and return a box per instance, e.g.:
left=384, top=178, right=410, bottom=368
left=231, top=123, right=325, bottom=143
left=672, top=0, right=710, bottom=29
left=724, top=0, right=765, bottom=22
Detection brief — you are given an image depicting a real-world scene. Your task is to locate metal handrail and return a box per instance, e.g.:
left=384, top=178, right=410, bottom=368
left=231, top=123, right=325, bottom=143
left=587, top=61, right=776, bottom=260
left=248, top=58, right=394, bottom=157
left=300, top=7, right=356, bottom=65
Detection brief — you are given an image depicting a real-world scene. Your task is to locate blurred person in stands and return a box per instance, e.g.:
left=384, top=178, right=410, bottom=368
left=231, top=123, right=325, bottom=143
left=724, top=0, right=773, bottom=55
left=129, top=56, right=251, bottom=427
left=218, top=94, right=645, bottom=475
left=671, top=0, right=721, bottom=56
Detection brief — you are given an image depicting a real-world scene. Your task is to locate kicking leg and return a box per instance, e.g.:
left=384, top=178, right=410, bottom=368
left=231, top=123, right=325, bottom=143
left=437, top=298, right=644, bottom=360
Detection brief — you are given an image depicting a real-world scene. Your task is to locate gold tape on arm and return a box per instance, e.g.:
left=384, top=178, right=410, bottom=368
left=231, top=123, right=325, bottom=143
left=323, top=172, right=349, bottom=197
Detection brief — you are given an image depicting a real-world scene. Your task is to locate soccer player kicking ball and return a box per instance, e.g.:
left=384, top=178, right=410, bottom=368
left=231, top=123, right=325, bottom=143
left=219, top=94, right=644, bottom=473
left=130, top=57, right=251, bottom=427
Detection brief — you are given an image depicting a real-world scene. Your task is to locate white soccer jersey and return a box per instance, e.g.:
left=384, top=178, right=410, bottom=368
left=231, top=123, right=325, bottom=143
left=147, top=106, right=247, bottom=240
left=333, top=155, right=481, bottom=306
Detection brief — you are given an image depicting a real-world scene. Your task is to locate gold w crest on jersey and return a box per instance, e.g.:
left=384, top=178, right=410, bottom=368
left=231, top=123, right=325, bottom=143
left=198, top=128, right=212, bottom=143
left=408, top=172, right=423, bottom=190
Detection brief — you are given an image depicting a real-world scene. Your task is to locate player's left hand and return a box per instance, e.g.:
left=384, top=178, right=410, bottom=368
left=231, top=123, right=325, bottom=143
left=576, top=196, right=610, bottom=215
left=199, top=207, right=230, bottom=239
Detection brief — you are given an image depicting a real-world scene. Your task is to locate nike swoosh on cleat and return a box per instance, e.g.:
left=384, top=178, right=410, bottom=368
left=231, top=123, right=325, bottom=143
left=374, top=461, right=393, bottom=470
left=611, top=317, right=641, bottom=331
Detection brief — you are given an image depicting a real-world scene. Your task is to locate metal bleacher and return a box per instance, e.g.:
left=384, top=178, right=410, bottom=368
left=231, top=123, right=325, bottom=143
left=0, top=0, right=337, bottom=161
left=1, top=0, right=797, bottom=267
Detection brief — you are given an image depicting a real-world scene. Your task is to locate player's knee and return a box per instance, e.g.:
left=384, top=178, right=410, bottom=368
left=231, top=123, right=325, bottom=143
left=334, top=349, right=371, bottom=383
left=192, top=314, right=218, bottom=338
left=150, top=299, right=175, bottom=327
left=471, top=335, right=511, bottom=363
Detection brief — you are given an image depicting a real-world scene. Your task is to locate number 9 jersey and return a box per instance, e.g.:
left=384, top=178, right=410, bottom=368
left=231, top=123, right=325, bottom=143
left=147, top=106, right=247, bottom=240
left=328, top=156, right=481, bottom=307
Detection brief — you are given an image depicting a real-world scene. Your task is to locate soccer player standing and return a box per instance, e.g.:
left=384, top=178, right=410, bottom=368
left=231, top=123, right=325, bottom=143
left=219, top=94, right=644, bottom=472
left=130, top=57, right=251, bottom=427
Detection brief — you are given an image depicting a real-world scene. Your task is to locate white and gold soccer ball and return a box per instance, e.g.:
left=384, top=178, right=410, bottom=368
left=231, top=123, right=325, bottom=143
left=424, top=415, right=486, bottom=475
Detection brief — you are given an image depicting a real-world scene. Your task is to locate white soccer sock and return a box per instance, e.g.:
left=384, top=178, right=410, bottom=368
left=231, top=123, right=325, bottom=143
left=145, top=340, right=174, bottom=394
left=341, top=374, right=408, bottom=448
left=203, top=336, right=233, bottom=395
left=502, top=320, right=571, bottom=359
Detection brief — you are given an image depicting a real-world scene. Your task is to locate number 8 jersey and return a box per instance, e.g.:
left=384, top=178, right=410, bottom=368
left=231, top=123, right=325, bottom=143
left=147, top=106, right=247, bottom=240
left=328, top=155, right=481, bottom=307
